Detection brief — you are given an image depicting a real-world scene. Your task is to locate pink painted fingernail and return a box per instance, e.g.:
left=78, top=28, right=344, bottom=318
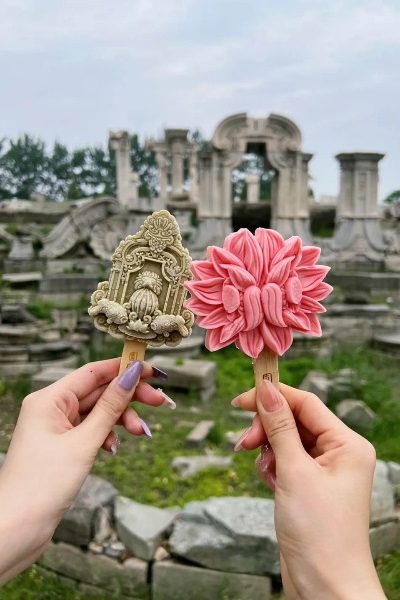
left=233, top=428, right=250, bottom=452
left=231, top=396, right=240, bottom=408
left=110, top=432, right=120, bottom=455
left=259, top=380, right=283, bottom=412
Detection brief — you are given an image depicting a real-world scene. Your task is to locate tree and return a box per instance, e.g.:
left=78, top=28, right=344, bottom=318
left=384, top=190, right=400, bottom=204
left=0, top=135, right=47, bottom=199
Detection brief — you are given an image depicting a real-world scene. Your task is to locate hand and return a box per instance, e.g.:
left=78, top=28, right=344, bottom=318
left=0, top=358, right=170, bottom=583
left=232, top=381, right=386, bottom=600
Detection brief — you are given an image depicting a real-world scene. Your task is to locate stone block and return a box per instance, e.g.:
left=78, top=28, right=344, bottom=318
left=54, top=475, right=118, bottom=547
left=153, top=560, right=271, bottom=600
left=369, top=520, right=400, bottom=560
left=388, top=461, right=400, bottom=485
left=39, top=542, right=149, bottom=597
left=371, top=460, right=395, bottom=524
left=32, top=367, right=75, bottom=391
left=299, top=370, right=330, bottom=404
left=186, top=420, right=215, bottom=448
left=335, top=399, right=376, bottom=429
left=149, top=356, right=215, bottom=401
left=171, top=455, right=232, bottom=479
left=3, top=271, right=42, bottom=283
left=170, top=497, right=280, bottom=575
left=225, top=430, right=245, bottom=449
left=115, top=496, right=178, bottom=561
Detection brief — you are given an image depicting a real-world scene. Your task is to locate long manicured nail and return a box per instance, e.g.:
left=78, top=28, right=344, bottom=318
left=157, top=388, right=176, bottom=410
left=110, top=432, right=120, bottom=456
left=233, top=427, right=250, bottom=452
left=259, top=380, right=283, bottom=412
left=152, top=367, right=168, bottom=380
left=118, top=361, right=143, bottom=391
left=139, top=418, right=152, bottom=439
left=231, top=396, right=240, bottom=408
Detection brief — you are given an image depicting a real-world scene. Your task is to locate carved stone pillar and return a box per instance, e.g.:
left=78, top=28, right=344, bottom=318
left=165, top=129, right=189, bottom=198
left=189, top=150, right=199, bottom=204
left=155, top=152, right=168, bottom=200
left=198, top=150, right=213, bottom=217
left=109, top=130, right=137, bottom=209
left=331, top=152, right=386, bottom=264
left=245, top=174, right=260, bottom=204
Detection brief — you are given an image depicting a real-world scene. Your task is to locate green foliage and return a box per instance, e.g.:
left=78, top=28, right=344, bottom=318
left=8, top=376, right=32, bottom=402
left=0, top=379, right=6, bottom=397
left=377, top=552, right=400, bottom=599
left=384, top=189, right=400, bottom=204
left=310, top=206, right=335, bottom=238
left=27, top=298, right=55, bottom=321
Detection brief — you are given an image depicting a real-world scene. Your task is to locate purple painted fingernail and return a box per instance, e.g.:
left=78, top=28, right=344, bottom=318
left=118, top=361, right=143, bottom=391
left=157, top=388, right=176, bottom=410
left=139, top=418, right=152, bottom=439
left=152, top=367, right=168, bottom=380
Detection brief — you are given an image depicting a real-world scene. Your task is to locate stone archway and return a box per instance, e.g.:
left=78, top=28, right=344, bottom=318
left=198, top=112, right=312, bottom=240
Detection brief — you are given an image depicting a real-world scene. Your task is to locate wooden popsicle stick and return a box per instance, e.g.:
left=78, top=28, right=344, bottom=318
left=253, top=347, right=279, bottom=390
left=119, top=339, right=147, bottom=374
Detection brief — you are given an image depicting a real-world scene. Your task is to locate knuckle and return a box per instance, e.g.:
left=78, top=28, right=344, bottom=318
left=307, top=392, right=322, bottom=405
left=349, top=434, right=376, bottom=468
left=98, top=390, right=124, bottom=420
left=268, top=415, right=296, bottom=440
left=21, top=392, right=38, bottom=410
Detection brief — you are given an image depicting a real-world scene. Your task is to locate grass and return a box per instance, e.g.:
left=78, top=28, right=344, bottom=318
left=0, top=342, right=399, bottom=597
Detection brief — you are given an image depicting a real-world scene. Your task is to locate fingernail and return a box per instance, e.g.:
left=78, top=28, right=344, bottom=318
left=157, top=388, right=176, bottom=410
left=259, top=380, right=283, bottom=412
left=152, top=367, right=168, bottom=380
left=231, top=396, right=240, bottom=408
left=139, top=418, right=152, bottom=439
left=233, top=427, right=250, bottom=452
left=110, top=433, right=120, bottom=456
left=118, top=361, right=143, bottom=391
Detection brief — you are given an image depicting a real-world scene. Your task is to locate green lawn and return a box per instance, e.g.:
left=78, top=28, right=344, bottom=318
left=0, top=343, right=399, bottom=597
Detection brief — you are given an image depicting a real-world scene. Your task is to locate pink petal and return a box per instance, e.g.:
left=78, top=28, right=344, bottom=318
left=222, top=284, right=240, bottom=313
left=260, top=321, right=293, bottom=356
left=267, top=256, right=293, bottom=285
left=220, top=316, right=245, bottom=343
left=225, top=265, right=256, bottom=289
left=297, top=265, right=330, bottom=292
left=305, top=313, right=322, bottom=336
left=186, top=278, right=223, bottom=305
left=300, top=296, right=326, bottom=314
left=270, top=236, right=302, bottom=269
left=191, top=260, right=218, bottom=280
left=308, top=281, right=333, bottom=301
left=185, top=297, right=213, bottom=316
left=260, top=283, right=286, bottom=327
left=207, top=246, right=243, bottom=277
left=283, top=309, right=311, bottom=332
left=300, top=246, right=321, bottom=267
left=205, top=328, right=231, bottom=352
left=197, top=306, right=228, bottom=329
left=224, top=229, right=263, bottom=284
left=255, top=228, right=284, bottom=266
left=237, top=328, right=265, bottom=359
left=243, top=286, right=263, bottom=331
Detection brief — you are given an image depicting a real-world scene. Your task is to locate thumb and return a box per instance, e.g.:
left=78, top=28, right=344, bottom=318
left=78, top=360, right=143, bottom=447
left=256, top=379, right=303, bottom=465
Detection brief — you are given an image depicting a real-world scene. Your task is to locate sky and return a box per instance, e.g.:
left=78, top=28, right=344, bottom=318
left=0, top=0, right=399, bottom=199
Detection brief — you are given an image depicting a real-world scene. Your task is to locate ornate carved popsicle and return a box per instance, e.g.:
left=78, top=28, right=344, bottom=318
left=89, top=210, right=194, bottom=373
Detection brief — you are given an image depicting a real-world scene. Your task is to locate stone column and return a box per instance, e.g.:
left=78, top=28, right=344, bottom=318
left=155, top=151, right=168, bottom=200
left=189, top=150, right=199, bottom=204
left=197, top=151, right=213, bottom=217
left=331, top=152, right=386, bottom=264
left=245, top=174, right=260, bottom=204
left=109, top=131, right=134, bottom=209
left=165, top=129, right=189, bottom=198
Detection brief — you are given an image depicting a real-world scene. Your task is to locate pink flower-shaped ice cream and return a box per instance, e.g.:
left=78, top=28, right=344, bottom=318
left=185, top=228, right=332, bottom=359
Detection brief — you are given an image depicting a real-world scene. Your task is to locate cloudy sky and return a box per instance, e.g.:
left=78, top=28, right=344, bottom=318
left=0, top=0, right=399, bottom=199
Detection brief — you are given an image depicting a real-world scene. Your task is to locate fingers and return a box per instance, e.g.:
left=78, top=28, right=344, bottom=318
left=234, top=415, right=268, bottom=451
left=232, top=388, right=256, bottom=412
left=75, top=360, right=143, bottom=447
left=255, top=444, right=276, bottom=491
left=256, top=380, right=304, bottom=465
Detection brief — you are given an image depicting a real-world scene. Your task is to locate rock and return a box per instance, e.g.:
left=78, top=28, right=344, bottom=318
left=115, top=496, right=178, bottom=561
left=54, top=475, right=118, bottom=547
left=170, top=497, right=280, bottom=575
left=154, top=546, right=170, bottom=562
left=88, top=541, right=103, bottom=555
left=225, top=431, right=245, bottom=449
left=299, top=370, right=330, bottom=404
left=369, top=520, right=400, bottom=560
left=93, top=506, right=113, bottom=544
left=186, top=420, right=215, bottom=448
left=31, top=367, right=75, bottom=392
left=171, top=455, right=233, bottom=479
left=335, top=399, right=376, bottom=429
left=1, top=304, right=37, bottom=324
left=153, top=560, right=272, bottom=600
left=103, top=540, right=126, bottom=560
left=149, top=356, right=216, bottom=402
left=331, top=368, right=359, bottom=398
left=388, top=461, right=400, bottom=485
left=3, top=271, right=42, bottom=283
left=371, top=460, right=395, bottom=524
left=39, top=542, right=149, bottom=597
